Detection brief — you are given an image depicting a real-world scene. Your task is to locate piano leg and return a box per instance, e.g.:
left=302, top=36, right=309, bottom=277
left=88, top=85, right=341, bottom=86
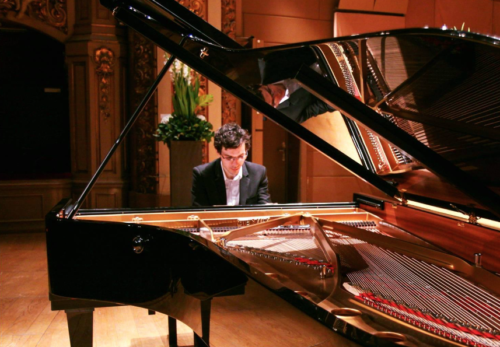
left=194, top=299, right=211, bottom=347
left=168, top=316, right=178, bottom=347
left=65, top=308, right=94, bottom=347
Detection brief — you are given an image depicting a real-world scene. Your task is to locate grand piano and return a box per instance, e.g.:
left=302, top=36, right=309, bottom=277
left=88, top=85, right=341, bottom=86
left=46, top=0, right=500, bottom=346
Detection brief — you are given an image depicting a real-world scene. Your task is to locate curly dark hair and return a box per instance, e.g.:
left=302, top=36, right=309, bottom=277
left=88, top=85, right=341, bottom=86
left=213, top=123, right=251, bottom=153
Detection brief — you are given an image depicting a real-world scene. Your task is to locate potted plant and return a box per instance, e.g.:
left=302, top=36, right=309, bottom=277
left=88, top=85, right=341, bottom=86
left=155, top=58, right=214, bottom=206
left=154, top=58, right=214, bottom=145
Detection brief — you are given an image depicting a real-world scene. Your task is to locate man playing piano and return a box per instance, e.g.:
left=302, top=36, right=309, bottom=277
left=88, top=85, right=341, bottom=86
left=191, top=123, right=271, bottom=206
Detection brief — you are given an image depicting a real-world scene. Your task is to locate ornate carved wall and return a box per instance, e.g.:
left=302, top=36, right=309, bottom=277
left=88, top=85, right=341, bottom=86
left=221, top=0, right=238, bottom=125
left=0, top=0, right=70, bottom=41
left=129, top=31, right=158, bottom=194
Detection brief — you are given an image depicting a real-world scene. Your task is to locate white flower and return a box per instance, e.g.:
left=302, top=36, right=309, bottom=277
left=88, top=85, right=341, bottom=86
left=196, top=115, right=206, bottom=121
left=174, top=60, right=181, bottom=72
left=161, top=114, right=172, bottom=124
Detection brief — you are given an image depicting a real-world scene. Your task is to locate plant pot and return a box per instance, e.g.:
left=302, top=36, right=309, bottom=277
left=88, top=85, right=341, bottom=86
left=169, top=140, right=203, bottom=207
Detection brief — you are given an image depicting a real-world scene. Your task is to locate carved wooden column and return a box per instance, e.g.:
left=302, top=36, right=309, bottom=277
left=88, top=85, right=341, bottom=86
left=66, top=0, right=128, bottom=208
left=128, top=30, right=159, bottom=206
left=221, top=0, right=238, bottom=125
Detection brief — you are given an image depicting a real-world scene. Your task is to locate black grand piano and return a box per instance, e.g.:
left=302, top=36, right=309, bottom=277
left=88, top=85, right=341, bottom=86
left=46, top=0, right=500, bottom=346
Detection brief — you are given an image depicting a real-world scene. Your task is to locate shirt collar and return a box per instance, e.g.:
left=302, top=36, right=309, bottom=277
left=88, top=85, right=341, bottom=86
left=279, top=79, right=299, bottom=104
left=220, top=161, right=243, bottom=181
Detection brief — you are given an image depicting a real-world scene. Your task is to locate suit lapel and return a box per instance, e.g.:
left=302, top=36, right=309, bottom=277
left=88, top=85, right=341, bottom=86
left=214, top=159, right=227, bottom=205
left=239, top=163, right=250, bottom=205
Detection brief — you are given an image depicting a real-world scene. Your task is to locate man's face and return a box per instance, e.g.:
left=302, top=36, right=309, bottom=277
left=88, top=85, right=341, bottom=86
left=219, top=142, right=247, bottom=179
left=258, top=83, right=286, bottom=108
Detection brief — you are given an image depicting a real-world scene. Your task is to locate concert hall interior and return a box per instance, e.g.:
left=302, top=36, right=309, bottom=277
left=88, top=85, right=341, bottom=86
left=2, top=0, right=500, bottom=346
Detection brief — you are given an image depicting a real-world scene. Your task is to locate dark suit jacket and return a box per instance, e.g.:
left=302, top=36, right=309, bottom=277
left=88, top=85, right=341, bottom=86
left=277, top=87, right=334, bottom=123
left=191, top=158, right=271, bottom=206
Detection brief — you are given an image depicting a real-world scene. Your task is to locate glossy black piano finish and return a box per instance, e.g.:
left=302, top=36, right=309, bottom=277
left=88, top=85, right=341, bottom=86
left=47, top=198, right=500, bottom=347
left=46, top=0, right=500, bottom=346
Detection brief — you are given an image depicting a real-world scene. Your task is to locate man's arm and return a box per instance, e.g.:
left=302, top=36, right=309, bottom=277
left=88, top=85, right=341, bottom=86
left=191, top=167, right=210, bottom=206
left=277, top=88, right=334, bottom=123
left=303, top=95, right=335, bottom=122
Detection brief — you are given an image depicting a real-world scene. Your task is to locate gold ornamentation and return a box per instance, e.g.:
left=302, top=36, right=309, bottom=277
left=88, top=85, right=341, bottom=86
left=0, top=0, right=16, bottom=13
left=0, top=0, right=68, bottom=33
left=177, top=0, right=205, bottom=19
left=221, top=89, right=237, bottom=125
left=221, top=0, right=236, bottom=39
left=95, top=47, right=114, bottom=121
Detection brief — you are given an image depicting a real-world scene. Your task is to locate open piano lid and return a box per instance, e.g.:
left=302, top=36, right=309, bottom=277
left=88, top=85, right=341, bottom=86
left=101, top=0, right=500, bottom=219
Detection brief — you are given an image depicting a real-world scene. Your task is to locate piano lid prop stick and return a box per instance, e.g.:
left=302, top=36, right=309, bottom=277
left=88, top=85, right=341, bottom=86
left=67, top=38, right=187, bottom=219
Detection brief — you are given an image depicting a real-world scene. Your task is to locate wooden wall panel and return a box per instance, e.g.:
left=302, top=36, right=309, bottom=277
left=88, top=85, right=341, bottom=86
left=0, top=180, right=72, bottom=233
left=0, top=195, right=44, bottom=221
left=405, top=0, right=435, bottom=28
left=494, top=2, right=500, bottom=36
left=435, top=0, right=493, bottom=33
left=243, top=14, right=333, bottom=44
left=405, top=0, right=500, bottom=35
left=373, top=0, right=408, bottom=14
left=337, top=0, right=408, bottom=13
left=338, top=0, right=374, bottom=11
left=319, top=0, right=336, bottom=21
left=243, top=0, right=322, bottom=20
left=334, top=12, right=406, bottom=36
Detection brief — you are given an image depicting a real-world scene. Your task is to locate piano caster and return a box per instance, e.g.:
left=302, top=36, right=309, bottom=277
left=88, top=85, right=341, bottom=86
left=65, top=308, right=94, bottom=347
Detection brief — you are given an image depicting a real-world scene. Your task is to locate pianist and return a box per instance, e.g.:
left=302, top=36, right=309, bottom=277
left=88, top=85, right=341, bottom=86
left=191, top=123, right=271, bottom=206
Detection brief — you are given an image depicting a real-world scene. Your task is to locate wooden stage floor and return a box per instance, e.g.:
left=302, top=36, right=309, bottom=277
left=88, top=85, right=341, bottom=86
left=0, top=232, right=194, bottom=347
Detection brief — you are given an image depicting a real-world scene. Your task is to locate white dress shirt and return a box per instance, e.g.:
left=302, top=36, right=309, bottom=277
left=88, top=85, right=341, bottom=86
left=221, top=162, right=243, bottom=205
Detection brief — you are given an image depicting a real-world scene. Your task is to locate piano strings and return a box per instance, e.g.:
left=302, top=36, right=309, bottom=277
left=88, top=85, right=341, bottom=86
left=176, top=216, right=500, bottom=347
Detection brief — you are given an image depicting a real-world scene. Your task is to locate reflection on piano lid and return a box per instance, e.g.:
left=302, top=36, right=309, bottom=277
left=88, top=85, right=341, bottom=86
left=95, top=0, right=500, bottom=221
left=45, top=0, right=500, bottom=346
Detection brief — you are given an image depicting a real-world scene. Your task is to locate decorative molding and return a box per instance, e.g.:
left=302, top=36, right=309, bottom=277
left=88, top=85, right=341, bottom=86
left=0, top=0, right=68, bottom=33
left=221, top=0, right=236, bottom=39
left=221, top=89, right=237, bottom=124
left=177, top=0, right=206, bottom=19
left=198, top=73, right=210, bottom=163
left=130, top=31, right=158, bottom=194
left=221, top=0, right=237, bottom=124
left=95, top=47, right=114, bottom=121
